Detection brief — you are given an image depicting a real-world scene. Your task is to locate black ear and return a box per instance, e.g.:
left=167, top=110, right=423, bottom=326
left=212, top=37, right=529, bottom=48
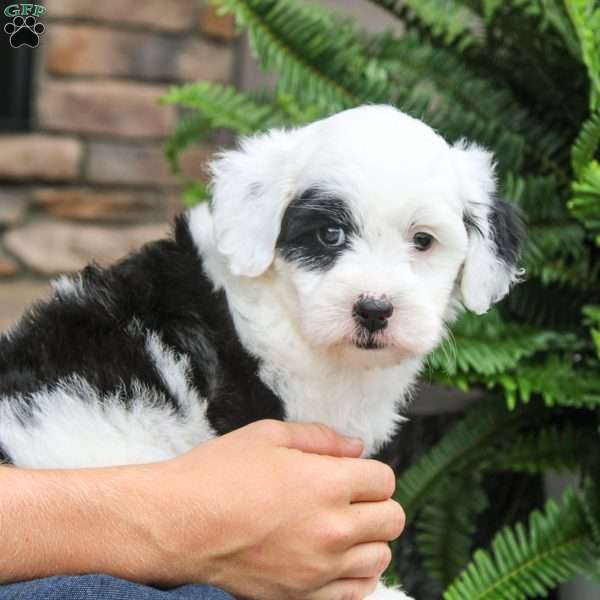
left=452, top=142, right=526, bottom=314
left=488, top=198, right=527, bottom=269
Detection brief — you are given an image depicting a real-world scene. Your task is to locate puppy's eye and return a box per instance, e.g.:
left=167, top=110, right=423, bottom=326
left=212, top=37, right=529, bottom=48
left=317, top=226, right=346, bottom=247
left=413, top=232, right=434, bottom=251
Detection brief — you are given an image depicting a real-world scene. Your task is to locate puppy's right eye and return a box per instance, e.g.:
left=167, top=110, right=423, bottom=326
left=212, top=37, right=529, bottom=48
left=317, top=226, right=346, bottom=247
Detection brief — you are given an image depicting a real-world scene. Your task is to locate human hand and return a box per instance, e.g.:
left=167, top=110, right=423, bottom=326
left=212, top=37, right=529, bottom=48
left=141, top=420, right=406, bottom=600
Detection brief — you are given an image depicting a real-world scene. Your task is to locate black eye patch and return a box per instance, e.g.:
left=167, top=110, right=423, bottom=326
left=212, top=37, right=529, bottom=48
left=276, top=187, right=360, bottom=271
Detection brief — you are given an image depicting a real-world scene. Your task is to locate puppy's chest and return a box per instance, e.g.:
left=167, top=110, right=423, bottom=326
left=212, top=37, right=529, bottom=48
left=257, top=364, right=406, bottom=457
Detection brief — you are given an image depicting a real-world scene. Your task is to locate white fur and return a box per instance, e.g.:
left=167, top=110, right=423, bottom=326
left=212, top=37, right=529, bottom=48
left=0, top=329, right=214, bottom=468
left=51, top=274, right=85, bottom=300
left=366, top=583, right=415, bottom=600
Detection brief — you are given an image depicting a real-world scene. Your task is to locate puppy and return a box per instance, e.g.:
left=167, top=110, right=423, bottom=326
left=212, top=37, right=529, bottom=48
left=0, top=105, right=524, bottom=599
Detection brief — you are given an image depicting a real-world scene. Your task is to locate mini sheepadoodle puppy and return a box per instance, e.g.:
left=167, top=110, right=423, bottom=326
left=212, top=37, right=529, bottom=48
left=0, top=105, right=524, bottom=600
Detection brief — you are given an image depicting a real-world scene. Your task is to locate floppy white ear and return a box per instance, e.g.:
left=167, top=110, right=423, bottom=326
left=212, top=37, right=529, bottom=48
left=453, top=141, right=525, bottom=314
left=209, top=130, right=297, bottom=277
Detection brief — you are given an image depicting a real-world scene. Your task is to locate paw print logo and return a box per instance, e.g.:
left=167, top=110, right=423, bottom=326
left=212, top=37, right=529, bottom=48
left=4, top=15, right=45, bottom=48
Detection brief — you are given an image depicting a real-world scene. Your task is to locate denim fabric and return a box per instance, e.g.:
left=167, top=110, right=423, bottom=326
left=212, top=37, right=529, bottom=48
left=0, top=575, right=235, bottom=600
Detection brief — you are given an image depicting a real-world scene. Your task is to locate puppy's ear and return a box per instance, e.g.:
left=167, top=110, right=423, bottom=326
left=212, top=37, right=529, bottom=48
left=453, top=142, right=526, bottom=314
left=209, top=130, right=296, bottom=277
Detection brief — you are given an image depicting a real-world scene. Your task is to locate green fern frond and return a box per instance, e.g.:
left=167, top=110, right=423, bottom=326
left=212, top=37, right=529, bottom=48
left=501, top=174, right=567, bottom=222
left=523, top=222, right=589, bottom=284
left=162, top=82, right=288, bottom=134
left=565, top=0, right=600, bottom=110
left=394, top=400, right=542, bottom=517
left=481, top=359, right=600, bottom=409
left=569, top=160, right=600, bottom=235
left=582, top=478, right=600, bottom=552
left=212, top=0, right=388, bottom=108
left=487, top=424, right=599, bottom=473
left=481, top=0, right=580, bottom=56
left=505, top=278, right=592, bottom=329
left=498, top=173, right=593, bottom=286
left=572, top=111, right=600, bottom=176
left=375, top=33, right=569, bottom=179
left=416, top=473, right=488, bottom=587
left=368, top=0, right=480, bottom=48
left=429, top=311, right=576, bottom=378
left=443, top=488, right=599, bottom=600
left=164, top=112, right=212, bottom=177
left=181, top=181, right=210, bottom=207
left=583, top=305, right=600, bottom=357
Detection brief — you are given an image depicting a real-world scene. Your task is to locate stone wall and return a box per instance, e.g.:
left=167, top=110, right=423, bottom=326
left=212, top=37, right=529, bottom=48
left=0, top=0, right=236, bottom=330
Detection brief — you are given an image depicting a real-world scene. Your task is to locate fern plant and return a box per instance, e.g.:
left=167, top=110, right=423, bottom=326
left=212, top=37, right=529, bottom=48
left=164, top=0, right=600, bottom=597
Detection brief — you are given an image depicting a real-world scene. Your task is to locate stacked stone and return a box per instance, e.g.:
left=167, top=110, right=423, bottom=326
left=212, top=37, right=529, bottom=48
left=0, top=0, right=236, bottom=329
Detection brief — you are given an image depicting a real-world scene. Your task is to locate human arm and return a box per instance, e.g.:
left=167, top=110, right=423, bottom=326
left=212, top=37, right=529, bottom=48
left=0, top=420, right=405, bottom=600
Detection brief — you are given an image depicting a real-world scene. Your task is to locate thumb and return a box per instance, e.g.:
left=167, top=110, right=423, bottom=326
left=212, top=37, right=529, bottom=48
left=276, top=421, right=364, bottom=457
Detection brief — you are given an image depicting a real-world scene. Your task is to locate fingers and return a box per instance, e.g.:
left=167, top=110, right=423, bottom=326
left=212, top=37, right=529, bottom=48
left=309, top=577, right=380, bottom=600
left=256, top=420, right=364, bottom=458
left=347, top=499, right=406, bottom=544
left=342, top=457, right=396, bottom=502
left=336, top=542, right=392, bottom=579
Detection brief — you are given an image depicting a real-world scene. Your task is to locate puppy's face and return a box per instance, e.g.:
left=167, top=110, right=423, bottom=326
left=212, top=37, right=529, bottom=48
left=208, top=106, right=524, bottom=368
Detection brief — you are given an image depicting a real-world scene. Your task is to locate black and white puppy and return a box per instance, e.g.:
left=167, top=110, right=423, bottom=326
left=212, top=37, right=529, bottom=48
left=0, top=105, right=524, bottom=600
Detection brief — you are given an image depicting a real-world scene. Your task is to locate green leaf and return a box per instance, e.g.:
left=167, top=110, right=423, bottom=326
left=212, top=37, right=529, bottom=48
left=164, top=112, right=211, bottom=177
left=212, top=0, right=389, bottom=108
left=569, top=160, right=600, bottom=234
left=429, top=311, right=576, bottom=378
left=368, top=0, right=480, bottom=47
left=443, top=488, right=599, bottom=600
left=565, top=0, right=600, bottom=110
left=162, top=82, right=288, bottom=134
left=395, top=400, right=542, bottom=517
left=572, top=111, right=600, bottom=176
left=486, top=424, right=599, bottom=473
left=416, top=472, right=488, bottom=587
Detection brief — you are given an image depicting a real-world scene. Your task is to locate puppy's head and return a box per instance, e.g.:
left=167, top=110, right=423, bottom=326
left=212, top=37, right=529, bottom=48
left=208, top=105, right=524, bottom=367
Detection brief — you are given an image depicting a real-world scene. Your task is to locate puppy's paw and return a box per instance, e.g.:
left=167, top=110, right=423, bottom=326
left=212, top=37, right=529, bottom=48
left=364, top=582, right=415, bottom=600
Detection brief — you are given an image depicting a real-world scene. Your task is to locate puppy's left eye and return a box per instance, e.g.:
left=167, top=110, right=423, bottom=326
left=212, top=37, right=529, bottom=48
left=317, top=226, right=346, bottom=247
left=413, top=232, right=434, bottom=251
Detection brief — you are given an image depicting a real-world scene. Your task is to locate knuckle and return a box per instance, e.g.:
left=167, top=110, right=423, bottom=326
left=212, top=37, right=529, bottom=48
left=309, top=421, right=335, bottom=438
left=324, top=519, right=353, bottom=548
left=322, top=467, right=350, bottom=501
left=293, top=559, right=328, bottom=592
left=253, top=418, right=287, bottom=441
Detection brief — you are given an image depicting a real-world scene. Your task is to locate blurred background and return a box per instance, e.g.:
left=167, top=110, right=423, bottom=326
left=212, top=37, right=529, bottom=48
left=0, top=0, right=235, bottom=329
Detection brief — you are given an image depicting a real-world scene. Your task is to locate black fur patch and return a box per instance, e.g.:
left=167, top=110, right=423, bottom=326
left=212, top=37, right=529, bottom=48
left=0, top=214, right=286, bottom=459
left=463, top=211, right=484, bottom=237
left=463, top=199, right=526, bottom=267
left=0, top=443, right=11, bottom=465
left=489, top=198, right=526, bottom=266
left=276, top=187, right=360, bottom=270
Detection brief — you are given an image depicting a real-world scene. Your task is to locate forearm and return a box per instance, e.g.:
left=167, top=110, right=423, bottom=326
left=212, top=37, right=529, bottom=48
left=0, top=464, right=161, bottom=584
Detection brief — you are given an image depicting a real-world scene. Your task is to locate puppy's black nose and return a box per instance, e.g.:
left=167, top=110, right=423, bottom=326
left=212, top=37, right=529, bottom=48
left=353, top=297, right=393, bottom=332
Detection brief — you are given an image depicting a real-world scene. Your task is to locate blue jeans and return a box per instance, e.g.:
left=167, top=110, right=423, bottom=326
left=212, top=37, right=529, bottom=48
left=0, top=575, right=235, bottom=599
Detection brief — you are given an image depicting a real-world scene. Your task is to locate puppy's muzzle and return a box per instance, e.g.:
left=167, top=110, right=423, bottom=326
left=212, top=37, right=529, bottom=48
left=353, top=297, right=393, bottom=333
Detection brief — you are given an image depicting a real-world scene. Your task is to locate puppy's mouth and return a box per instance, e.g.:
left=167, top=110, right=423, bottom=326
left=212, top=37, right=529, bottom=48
left=353, top=335, right=386, bottom=350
